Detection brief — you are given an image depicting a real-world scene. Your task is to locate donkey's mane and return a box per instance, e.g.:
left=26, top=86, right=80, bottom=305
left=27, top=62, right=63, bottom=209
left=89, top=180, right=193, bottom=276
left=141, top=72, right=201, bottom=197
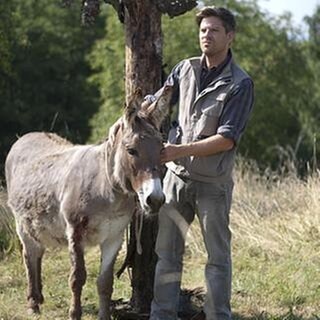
left=44, top=132, right=73, bottom=146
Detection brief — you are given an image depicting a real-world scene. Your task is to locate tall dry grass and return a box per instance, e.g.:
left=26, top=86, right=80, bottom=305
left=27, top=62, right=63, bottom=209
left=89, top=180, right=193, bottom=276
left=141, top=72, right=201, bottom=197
left=185, top=160, right=320, bottom=258
left=0, top=161, right=319, bottom=318
left=232, top=162, right=320, bottom=255
left=0, top=184, right=17, bottom=258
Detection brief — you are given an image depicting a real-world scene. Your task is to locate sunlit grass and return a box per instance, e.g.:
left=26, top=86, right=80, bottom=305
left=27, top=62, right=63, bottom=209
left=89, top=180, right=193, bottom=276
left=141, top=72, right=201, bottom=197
left=1, top=163, right=320, bottom=319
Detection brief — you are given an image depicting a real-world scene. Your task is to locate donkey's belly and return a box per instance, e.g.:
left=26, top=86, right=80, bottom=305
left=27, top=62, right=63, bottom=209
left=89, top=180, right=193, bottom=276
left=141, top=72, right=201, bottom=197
left=31, top=211, right=132, bottom=248
left=21, top=212, right=69, bottom=247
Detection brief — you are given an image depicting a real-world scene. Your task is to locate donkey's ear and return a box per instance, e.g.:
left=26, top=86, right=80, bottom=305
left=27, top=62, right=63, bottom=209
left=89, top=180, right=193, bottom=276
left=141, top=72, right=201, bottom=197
left=145, top=85, right=173, bottom=130
left=108, top=118, right=123, bottom=145
left=124, top=88, right=143, bottom=126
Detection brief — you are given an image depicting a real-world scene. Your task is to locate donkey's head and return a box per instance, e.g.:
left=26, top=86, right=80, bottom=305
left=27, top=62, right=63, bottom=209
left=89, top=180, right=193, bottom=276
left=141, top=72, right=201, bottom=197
left=109, top=86, right=173, bottom=214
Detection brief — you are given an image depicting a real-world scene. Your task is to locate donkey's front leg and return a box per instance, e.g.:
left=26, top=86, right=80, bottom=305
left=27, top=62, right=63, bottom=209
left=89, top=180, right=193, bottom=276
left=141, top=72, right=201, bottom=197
left=67, top=224, right=87, bottom=320
left=97, top=237, right=123, bottom=320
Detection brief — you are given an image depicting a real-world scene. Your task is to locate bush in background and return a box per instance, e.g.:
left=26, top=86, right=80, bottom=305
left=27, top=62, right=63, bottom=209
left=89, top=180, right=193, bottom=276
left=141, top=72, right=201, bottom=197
left=0, top=186, right=18, bottom=259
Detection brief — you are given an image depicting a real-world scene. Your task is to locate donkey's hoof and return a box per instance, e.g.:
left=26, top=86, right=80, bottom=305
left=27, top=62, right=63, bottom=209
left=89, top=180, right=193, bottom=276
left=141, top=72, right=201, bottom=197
left=69, top=307, right=82, bottom=320
left=27, top=305, right=40, bottom=315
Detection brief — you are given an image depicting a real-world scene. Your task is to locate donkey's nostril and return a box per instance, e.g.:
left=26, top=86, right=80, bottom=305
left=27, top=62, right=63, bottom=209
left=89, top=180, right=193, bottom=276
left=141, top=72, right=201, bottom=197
left=146, top=193, right=165, bottom=213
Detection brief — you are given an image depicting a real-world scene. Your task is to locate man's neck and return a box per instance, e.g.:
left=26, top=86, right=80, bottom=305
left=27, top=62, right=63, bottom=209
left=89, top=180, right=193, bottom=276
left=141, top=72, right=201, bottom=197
left=205, top=50, right=229, bottom=69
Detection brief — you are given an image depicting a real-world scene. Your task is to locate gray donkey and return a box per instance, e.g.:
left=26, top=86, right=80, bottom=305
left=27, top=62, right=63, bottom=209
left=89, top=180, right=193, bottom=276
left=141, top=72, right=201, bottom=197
left=5, top=86, right=172, bottom=320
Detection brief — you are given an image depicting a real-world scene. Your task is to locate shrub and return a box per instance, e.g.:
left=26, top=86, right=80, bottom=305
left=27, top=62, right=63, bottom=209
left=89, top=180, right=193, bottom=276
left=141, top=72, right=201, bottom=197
left=0, top=186, right=18, bottom=259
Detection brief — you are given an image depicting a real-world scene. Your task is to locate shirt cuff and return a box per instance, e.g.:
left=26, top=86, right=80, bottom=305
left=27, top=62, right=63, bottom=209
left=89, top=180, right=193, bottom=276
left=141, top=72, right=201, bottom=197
left=217, top=125, right=238, bottom=143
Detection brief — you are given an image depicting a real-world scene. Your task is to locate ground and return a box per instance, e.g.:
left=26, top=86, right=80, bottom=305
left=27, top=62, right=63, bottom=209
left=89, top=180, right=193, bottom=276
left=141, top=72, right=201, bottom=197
left=112, top=287, right=205, bottom=319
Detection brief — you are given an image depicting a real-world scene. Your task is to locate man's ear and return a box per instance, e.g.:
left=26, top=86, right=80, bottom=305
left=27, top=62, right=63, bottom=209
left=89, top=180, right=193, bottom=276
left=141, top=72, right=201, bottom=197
left=227, top=31, right=235, bottom=44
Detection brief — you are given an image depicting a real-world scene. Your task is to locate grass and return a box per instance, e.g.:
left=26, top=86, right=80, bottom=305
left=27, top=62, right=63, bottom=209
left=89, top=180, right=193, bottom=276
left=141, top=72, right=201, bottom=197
left=229, top=165, right=320, bottom=319
left=0, top=164, right=320, bottom=319
left=0, top=186, right=18, bottom=260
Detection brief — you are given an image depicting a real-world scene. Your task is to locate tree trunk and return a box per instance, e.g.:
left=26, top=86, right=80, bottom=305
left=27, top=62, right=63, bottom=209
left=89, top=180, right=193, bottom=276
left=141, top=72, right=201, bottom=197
left=123, top=0, right=162, bottom=313
left=124, top=0, right=162, bottom=98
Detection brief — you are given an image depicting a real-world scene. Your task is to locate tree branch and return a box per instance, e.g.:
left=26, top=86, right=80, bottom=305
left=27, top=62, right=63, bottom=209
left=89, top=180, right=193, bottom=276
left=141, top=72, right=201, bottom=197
left=81, top=0, right=100, bottom=26
left=155, top=0, right=198, bottom=18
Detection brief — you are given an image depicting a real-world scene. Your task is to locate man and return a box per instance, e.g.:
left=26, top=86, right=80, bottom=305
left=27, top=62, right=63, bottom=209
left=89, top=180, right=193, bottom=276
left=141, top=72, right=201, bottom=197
left=149, top=6, right=254, bottom=320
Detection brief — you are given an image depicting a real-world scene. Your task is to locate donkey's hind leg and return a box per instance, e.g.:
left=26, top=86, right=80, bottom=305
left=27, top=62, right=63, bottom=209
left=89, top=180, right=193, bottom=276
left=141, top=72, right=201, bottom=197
left=18, top=227, right=45, bottom=314
left=66, top=223, right=87, bottom=320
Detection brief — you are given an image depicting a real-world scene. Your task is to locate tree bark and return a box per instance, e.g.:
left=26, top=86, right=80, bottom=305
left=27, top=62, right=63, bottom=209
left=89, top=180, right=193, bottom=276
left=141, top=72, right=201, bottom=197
left=124, top=0, right=162, bottom=98
left=123, top=0, right=162, bottom=313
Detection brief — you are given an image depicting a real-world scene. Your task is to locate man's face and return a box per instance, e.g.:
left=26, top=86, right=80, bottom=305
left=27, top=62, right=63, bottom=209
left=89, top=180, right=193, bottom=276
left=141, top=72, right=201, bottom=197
left=199, top=16, right=234, bottom=57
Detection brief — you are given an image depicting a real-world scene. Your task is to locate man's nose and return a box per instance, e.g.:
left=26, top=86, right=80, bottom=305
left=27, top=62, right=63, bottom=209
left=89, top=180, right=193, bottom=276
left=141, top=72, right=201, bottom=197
left=202, top=30, right=212, bottom=38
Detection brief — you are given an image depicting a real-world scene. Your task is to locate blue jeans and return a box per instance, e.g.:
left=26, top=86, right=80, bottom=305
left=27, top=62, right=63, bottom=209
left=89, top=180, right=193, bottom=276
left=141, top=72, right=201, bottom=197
left=150, top=170, right=233, bottom=320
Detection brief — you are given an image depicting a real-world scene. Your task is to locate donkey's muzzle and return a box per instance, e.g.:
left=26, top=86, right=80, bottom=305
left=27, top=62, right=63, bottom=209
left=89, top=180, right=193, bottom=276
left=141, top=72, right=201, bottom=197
left=146, top=193, right=165, bottom=214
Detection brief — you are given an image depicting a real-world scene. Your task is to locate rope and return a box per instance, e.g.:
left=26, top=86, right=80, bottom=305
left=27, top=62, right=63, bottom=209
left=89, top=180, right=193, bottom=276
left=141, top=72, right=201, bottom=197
left=135, top=208, right=144, bottom=255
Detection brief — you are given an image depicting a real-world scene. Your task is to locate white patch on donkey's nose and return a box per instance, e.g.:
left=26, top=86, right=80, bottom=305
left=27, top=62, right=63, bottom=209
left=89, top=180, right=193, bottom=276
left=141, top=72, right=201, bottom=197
left=138, top=178, right=164, bottom=213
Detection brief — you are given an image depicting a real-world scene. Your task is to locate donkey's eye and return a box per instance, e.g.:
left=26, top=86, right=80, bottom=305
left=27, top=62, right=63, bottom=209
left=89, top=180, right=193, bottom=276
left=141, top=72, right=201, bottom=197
left=127, top=148, right=139, bottom=157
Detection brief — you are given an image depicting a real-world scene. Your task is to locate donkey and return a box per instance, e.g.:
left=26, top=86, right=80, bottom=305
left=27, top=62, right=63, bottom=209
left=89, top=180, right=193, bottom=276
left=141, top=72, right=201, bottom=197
left=5, top=86, right=172, bottom=320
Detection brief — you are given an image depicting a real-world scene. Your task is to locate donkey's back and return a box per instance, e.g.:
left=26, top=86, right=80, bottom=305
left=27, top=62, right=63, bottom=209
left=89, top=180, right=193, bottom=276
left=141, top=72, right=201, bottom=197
left=6, top=132, right=74, bottom=194
left=6, top=131, right=73, bottom=172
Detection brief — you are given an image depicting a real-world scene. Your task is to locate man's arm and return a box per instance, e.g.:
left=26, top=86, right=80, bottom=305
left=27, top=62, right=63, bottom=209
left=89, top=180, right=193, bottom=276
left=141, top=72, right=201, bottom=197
left=160, top=134, right=234, bottom=164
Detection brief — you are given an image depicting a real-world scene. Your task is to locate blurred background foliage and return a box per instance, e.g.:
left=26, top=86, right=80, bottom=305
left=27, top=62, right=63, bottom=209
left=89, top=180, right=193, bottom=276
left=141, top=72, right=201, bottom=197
left=1, top=0, right=320, bottom=175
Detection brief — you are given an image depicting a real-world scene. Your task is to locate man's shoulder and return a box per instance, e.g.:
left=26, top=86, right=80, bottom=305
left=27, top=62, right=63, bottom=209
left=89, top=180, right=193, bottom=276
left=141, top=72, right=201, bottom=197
left=171, top=57, right=200, bottom=72
left=187, top=56, right=202, bottom=62
left=231, top=61, right=252, bottom=82
left=179, top=56, right=202, bottom=73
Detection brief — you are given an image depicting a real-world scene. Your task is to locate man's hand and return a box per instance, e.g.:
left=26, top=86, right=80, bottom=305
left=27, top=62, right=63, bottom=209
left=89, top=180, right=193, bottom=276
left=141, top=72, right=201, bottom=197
left=160, top=143, right=184, bottom=164
left=160, top=134, right=234, bottom=164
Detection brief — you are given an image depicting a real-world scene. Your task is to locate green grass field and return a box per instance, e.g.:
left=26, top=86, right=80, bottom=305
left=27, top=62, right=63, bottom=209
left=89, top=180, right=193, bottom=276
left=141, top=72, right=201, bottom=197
left=0, top=166, right=320, bottom=319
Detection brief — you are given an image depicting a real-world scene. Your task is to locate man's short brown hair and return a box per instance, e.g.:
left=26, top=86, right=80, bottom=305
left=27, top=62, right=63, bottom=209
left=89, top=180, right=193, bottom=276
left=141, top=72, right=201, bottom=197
left=196, top=6, right=236, bottom=33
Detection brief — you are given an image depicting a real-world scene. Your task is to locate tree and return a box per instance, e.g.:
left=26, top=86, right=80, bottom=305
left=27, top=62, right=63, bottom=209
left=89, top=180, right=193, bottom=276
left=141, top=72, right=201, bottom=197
left=0, top=0, right=105, bottom=176
left=304, top=5, right=320, bottom=170
left=87, top=8, right=125, bottom=142
left=0, top=0, right=18, bottom=177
